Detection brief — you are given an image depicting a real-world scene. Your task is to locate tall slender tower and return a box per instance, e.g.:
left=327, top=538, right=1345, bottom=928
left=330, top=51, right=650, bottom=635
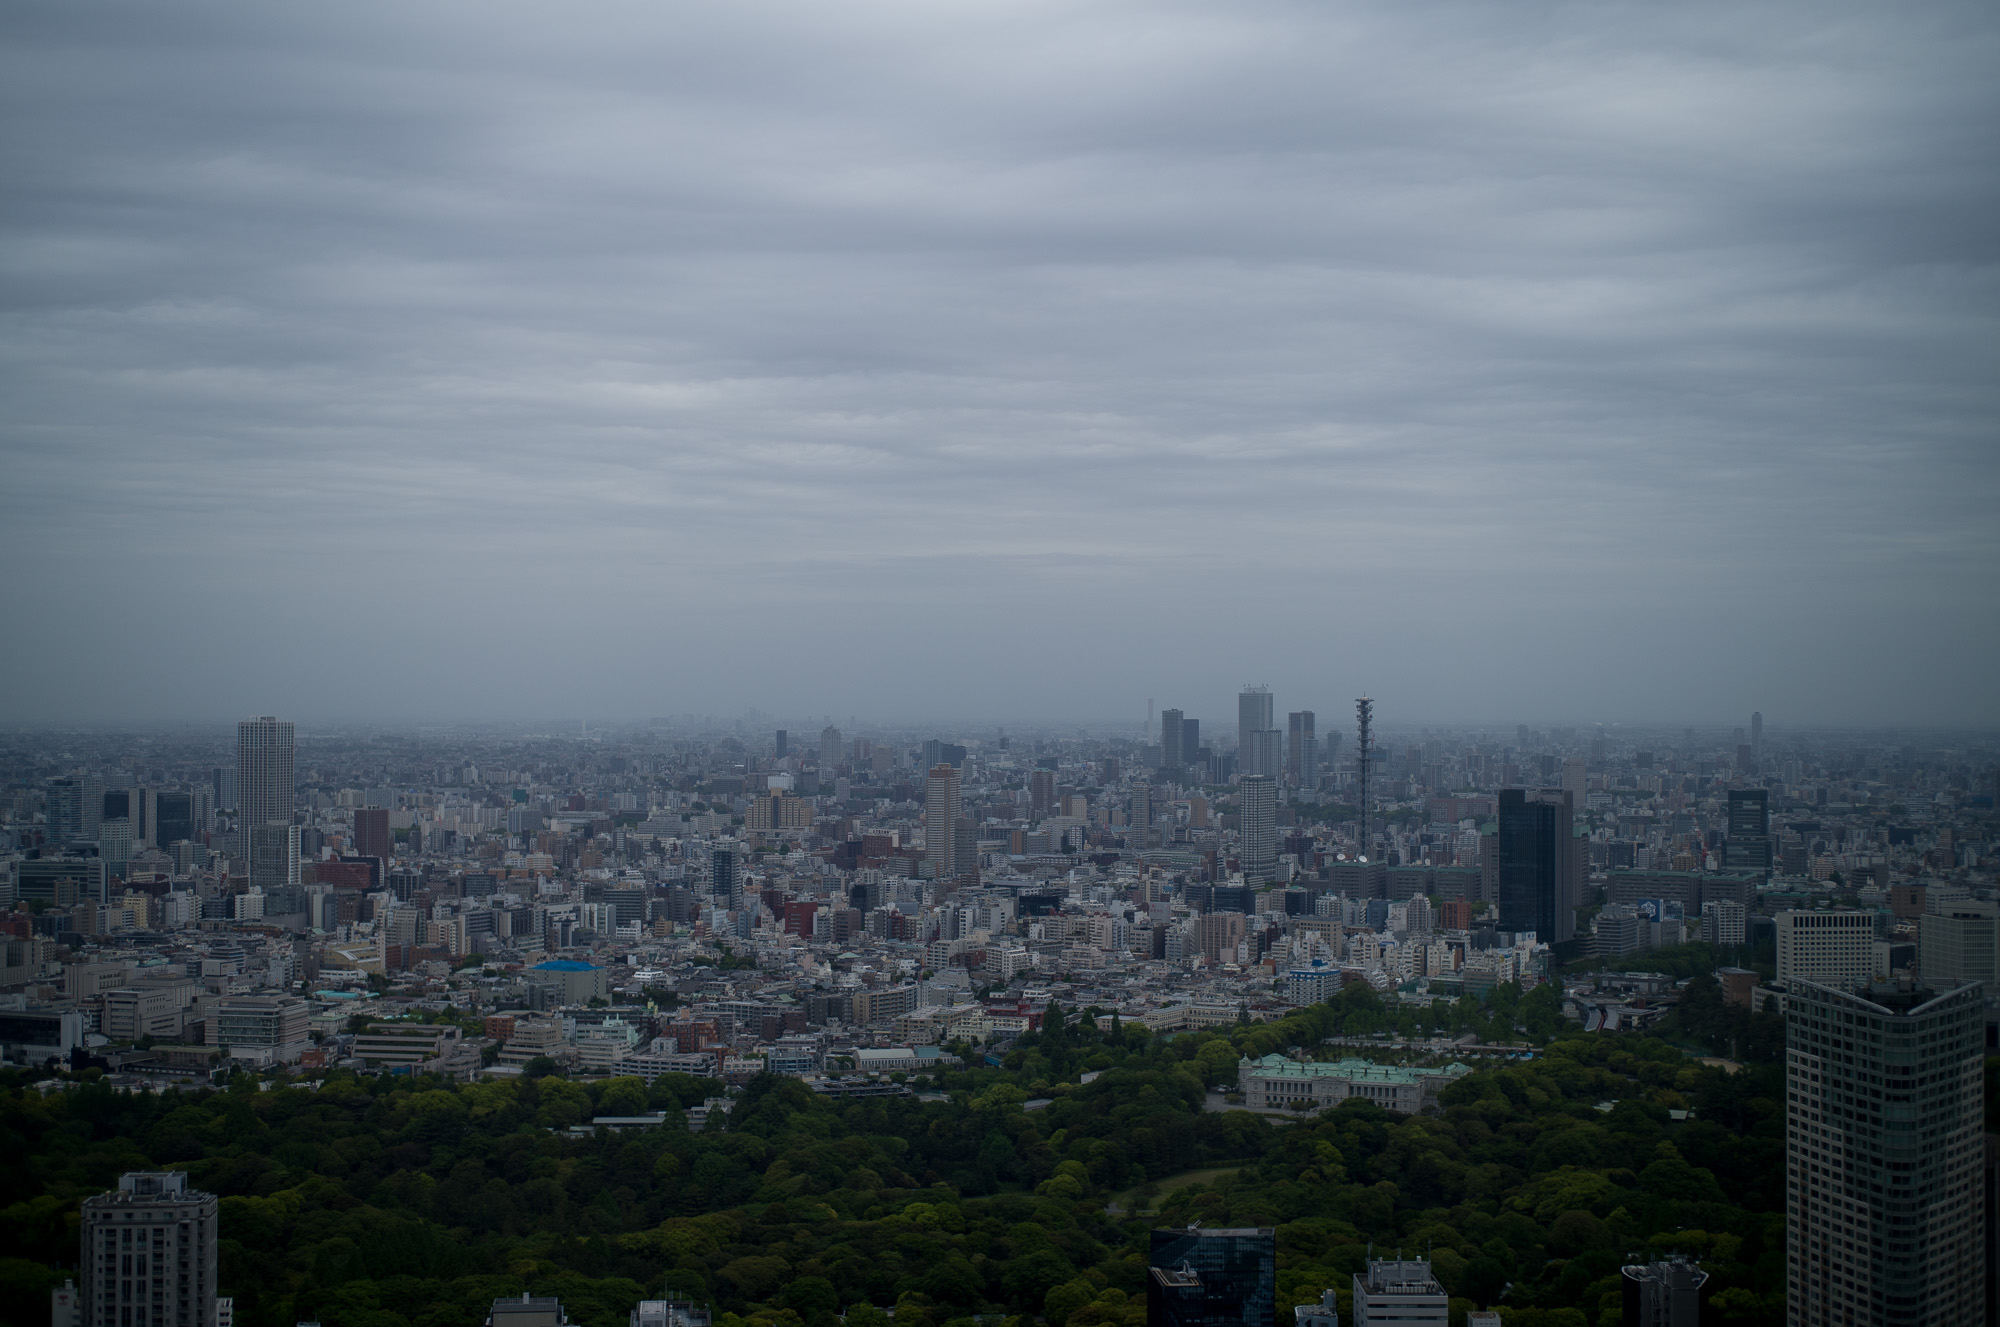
left=1354, top=697, right=1373, bottom=859
left=1238, top=686, right=1279, bottom=779
left=1160, top=708, right=1185, bottom=771
left=1130, top=781, right=1153, bottom=849
left=925, top=764, right=961, bottom=881
left=1286, top=711, right=1316, bottom=786
left=237, top=717, right=294, bottom=888
left=1238, top=775, right=1277, bottom=882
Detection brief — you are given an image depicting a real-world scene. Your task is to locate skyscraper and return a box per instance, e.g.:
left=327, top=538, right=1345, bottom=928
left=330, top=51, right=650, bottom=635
left=249, top=825, right=300, bottom=894
left=1496, top=787, right=1577, bottom=948
left=1130, top=781, right=1153, bottom=848
left=1237, top=686, right=1279, bottom=779
left=708, top=842, right=740, bottom=903
left=925, top=763, right=961, bottom=881
left=774, top=729, right=788, bottom=759
left=48, top=775, right=105, bottom=847
left=1029, top=768, right=1057, bottom=818
left=1728, top=788, right=1769, bottom=837
left=237, top=717, right=294, bottom=890
left=353, top=807, right=392, bottom=862
left=1785, top=979, right=1986, bottom=1326
left=1285, top=711, right=1316, bottom=786
left=155, top=792, right=194, bottom=851
left=1147, top=1228, right=1275, bottom=1327
left=818, top=726, right=842, bottom=772
left=1725, top=788, right=1773, bottom=874
left=1238, top=774, right=1277, bottom=883
left=1160, top=708, right=1185, bottom=771
left=80, top=1172, right=219, bottom=1327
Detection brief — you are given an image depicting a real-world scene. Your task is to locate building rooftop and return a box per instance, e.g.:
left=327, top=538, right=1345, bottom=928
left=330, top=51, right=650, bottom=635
left=1238, top=1054, right=1470, bottom=1087
left=1357, top=1258, right=1443, bottom=1295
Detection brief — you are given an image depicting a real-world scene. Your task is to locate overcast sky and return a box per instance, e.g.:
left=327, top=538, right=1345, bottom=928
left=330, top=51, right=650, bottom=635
left=2, top=1, right=1995, bottom=729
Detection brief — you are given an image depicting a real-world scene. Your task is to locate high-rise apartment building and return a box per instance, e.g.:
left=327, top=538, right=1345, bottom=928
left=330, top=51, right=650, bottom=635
left=1130, top=781, right=1153, bottom=848
left=1701, top=899, right=1748, bottom=948
left=1238, top=774, right=1277, bottom=883
left=237, top=717, right=294, bottom=889
left=1785, top=979, right=1985, bottom=1326
left=1029, top=769, right=1057, bottom=818
left=818, top=726, right=841, bottom=772
left=80, top=1172, right=219, bottom=1327
left=1776, top=910, right=1875, bottom=988
left=925, top=764, right=961, bottom=881
left=1237, top=686, right=1279, bottom=780
left=49, top=775, right=106, bottom=847
left=1496, top=787, right=1578, bottom=948
left=353, top=807, right=392, bottom=861
left=1147, top=1227, right=1274, bottom=1327
left=248, top=825, right=299, bottom=893
left=1160, top=708, right=1185, bottom=771
left=1286, top=711, right=1317, bottom=786
left=708, top=843, right=740, bottom=903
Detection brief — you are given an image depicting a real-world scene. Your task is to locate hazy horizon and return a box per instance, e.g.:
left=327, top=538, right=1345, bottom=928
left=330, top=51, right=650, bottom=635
left=4, top=1, right=1996, bottom=726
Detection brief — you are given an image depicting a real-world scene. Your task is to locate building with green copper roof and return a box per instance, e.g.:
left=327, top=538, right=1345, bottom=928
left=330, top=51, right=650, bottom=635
left=1236, top=1053, right=1470, bottom=1114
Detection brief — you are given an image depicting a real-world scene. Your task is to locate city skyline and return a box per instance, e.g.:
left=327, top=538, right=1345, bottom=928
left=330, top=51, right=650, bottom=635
left=2, top=2, right=1996, bottom=726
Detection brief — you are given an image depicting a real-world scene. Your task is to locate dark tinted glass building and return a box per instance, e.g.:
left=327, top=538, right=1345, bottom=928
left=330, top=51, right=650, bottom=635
left=1147, top=1228, right=1274, bottom=1327
left=1496, top=787, right=1577, bottom=948
left=1727, top=789, right=1768, bottom=837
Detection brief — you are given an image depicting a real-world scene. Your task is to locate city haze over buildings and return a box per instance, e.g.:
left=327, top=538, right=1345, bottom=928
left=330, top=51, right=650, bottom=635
left=2, top=2, right=1997, bottom=725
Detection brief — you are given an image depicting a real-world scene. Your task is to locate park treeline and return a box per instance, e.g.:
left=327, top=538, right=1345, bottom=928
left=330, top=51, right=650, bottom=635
left=1, top=971, right=1793, bottom=1327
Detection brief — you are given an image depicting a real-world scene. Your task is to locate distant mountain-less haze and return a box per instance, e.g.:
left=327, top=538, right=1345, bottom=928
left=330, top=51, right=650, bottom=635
left=2, top=1, right=1995, bottom=724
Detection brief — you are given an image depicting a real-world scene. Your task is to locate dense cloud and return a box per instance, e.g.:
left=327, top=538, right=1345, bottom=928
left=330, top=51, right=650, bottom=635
left=2, top=1, right=1995, bottom=724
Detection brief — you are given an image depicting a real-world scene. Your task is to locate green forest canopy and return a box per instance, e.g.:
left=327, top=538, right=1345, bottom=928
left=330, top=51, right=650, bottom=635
left=0, top=980, right=1811, bottom=1327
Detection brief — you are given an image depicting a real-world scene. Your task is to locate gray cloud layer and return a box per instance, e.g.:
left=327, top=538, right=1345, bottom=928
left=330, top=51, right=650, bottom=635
left=3, top=1, right=1996, bottom=725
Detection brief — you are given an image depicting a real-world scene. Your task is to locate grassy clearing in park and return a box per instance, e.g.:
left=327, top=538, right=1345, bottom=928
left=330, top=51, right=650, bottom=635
left=1111, top=1165, right=1241, bottom=1215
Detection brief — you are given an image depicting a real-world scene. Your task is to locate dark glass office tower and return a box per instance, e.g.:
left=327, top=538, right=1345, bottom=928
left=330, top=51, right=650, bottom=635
left=1728, top=788, right=1769, bottom=837
left=155, top=792, right=195, bottom=848
left=1160, top=708, right=1185, bottom=771
left=1496, top=787, right=1577, bottom=949
left=709, top=844, right=739, bottom=902
left=1147, top=1228, right=1275, bottom=1327
left=1724, top=788, right=1773, bottom=875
